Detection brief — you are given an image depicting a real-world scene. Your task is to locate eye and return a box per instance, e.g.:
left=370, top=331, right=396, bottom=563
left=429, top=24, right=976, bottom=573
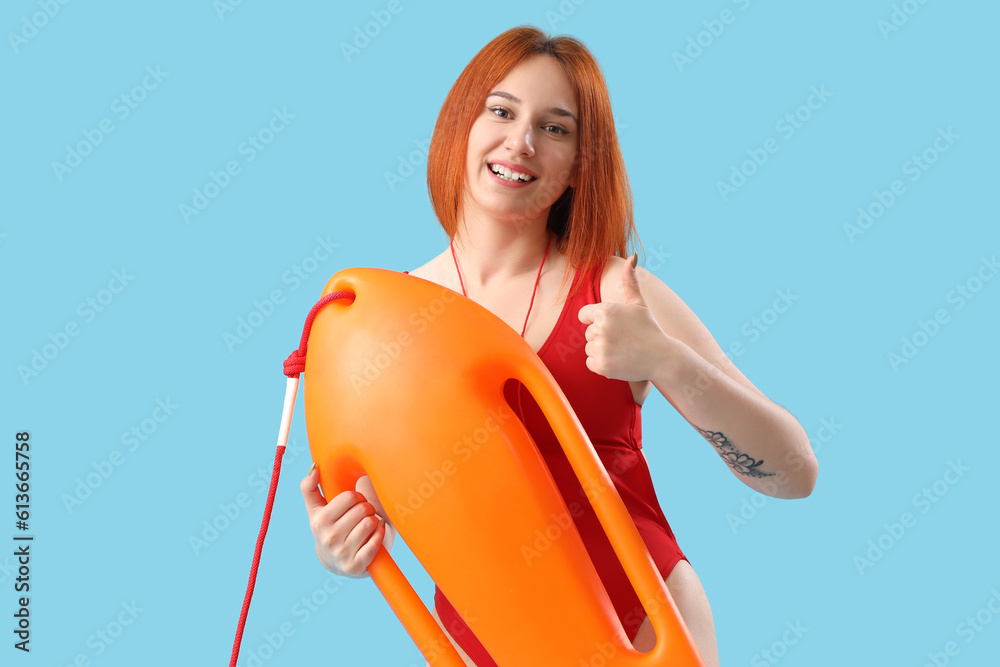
left=488, top=106, right=512, bottom=119
left=544, top=124, right=569, bottom=135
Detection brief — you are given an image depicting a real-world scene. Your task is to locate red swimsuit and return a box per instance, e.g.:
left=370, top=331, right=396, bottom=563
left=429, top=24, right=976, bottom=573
left=408, top=264, right=687, bottom=665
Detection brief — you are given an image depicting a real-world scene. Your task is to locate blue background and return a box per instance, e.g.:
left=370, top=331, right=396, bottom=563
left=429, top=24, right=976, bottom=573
left=3, top=1, right=998, bottom=665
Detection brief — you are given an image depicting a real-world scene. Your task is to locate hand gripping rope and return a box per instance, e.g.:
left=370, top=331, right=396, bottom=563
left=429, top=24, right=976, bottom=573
left=228, top=290, right=354, bottom=667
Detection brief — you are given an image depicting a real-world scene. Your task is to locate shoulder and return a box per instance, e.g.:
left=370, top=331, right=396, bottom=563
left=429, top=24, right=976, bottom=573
left=404, top=250, right=454, bottom=289
left=596, top=256, right=630, bottom=304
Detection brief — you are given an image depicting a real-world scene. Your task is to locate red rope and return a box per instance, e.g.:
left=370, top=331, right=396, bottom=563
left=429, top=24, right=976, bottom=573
left=449, top=234, right=551, bottom=338
left=520, top=234, right=551, bottom=338
left=229, top=446, right=285, bottom=667
left=283, top=290, right=355, bottom=378
left=229, top=288, right=354, bottom=666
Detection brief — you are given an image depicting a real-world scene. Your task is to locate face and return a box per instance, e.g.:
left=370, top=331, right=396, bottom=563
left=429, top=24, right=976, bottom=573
left=462, top=54, right=579, bottom=229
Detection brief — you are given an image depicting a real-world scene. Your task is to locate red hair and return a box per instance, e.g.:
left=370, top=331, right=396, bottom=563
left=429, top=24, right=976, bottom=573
left=426, top=26, right=640, bottom=292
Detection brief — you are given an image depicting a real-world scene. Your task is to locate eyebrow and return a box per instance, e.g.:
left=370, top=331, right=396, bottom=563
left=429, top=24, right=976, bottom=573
left=487, top=91, right=578, bottom=123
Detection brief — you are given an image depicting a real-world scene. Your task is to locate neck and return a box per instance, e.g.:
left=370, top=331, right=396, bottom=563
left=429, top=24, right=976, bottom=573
left=451, top=215, right=551, bottom=290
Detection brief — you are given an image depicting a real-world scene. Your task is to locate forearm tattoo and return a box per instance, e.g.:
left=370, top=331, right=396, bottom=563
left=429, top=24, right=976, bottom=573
left=696, top=427, right=775, bottom=478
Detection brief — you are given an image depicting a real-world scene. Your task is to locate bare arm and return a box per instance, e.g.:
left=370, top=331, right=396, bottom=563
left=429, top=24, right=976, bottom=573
left=581, top=256, right=817, bottom=498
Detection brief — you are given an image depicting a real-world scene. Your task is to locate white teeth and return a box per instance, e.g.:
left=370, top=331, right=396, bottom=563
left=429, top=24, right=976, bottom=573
left=489, top=163, right=535, bottom=182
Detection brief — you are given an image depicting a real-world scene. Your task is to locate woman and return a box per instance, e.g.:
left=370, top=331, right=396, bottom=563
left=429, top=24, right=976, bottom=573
left=300, top=26, right=817, bottom=666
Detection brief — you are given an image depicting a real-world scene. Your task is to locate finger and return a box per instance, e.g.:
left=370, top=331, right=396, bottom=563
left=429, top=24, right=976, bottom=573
left=300, top=463, right=328, bottom=513
left=355, top=519, right=387, bottom=564
left=344, top=513, right=382, bottom=557
left=312, top=500, right=374, bottom=555
left=580, top=303, right=610, bottom=327
left=321, top=491, right=375, bottom=526
left=621, top=253, right=645, bottom=306
left=344, top=519, right=386, bottom=575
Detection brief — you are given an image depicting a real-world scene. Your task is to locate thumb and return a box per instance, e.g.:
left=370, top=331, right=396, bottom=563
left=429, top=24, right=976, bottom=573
left=621, top=253, right=645, bottom=306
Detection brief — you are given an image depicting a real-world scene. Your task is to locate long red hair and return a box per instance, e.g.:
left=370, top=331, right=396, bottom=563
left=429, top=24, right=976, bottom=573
left=427, top=26, right=640, bottom=291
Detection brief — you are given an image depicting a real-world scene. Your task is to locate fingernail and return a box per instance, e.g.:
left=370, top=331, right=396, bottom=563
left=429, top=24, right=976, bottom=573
left=630, top=253, right=638, bottom=269
left=307, top=462, right=317, bottom=476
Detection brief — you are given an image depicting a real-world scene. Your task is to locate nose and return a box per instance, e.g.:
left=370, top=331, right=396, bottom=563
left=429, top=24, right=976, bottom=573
left=504, top=121, right=535, bottom=157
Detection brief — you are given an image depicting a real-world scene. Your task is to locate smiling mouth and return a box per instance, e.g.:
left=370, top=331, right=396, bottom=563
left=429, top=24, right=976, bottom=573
left=488, top=163, right=536, bottom=183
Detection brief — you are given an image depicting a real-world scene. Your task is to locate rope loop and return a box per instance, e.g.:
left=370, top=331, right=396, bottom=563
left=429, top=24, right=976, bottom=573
left=283, top=290, right=355, bottom=378
left=230, top=287, right=355, bottom=667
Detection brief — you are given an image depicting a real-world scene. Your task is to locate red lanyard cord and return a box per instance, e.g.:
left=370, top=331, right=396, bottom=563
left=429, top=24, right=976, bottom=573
left=229, top=290, right=355, bottom=667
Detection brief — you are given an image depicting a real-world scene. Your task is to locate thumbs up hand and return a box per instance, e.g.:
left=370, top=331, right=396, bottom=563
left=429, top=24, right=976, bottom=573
left=619, top=252, right=647, bottom=307
left=577, top=254, right=674, bottom=382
